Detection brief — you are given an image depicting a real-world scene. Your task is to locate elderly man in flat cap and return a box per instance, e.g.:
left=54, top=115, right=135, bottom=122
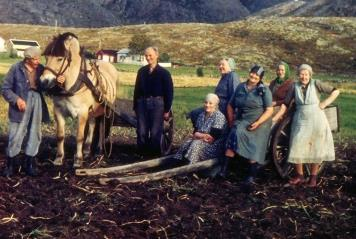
left=1, top=46, right=50, bottom=177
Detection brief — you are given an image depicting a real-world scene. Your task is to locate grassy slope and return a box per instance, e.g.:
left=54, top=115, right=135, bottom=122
left=0, top=17, right=355, bottom=73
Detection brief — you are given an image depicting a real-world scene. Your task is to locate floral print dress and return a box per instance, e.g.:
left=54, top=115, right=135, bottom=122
left=175, top=110, right=227, bottom=163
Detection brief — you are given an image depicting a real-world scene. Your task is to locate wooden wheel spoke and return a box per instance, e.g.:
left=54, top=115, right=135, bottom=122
left=272, top=115, right=292, bottom=178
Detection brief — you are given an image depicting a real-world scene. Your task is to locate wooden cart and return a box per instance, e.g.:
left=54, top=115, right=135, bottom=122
left=91, top=98, right=174, bottom=157
left=79, top=103, right=339, bottom=184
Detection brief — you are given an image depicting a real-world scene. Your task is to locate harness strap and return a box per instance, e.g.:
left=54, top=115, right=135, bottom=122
left=46, top=56, right=114, bottom=109
left=90, top=60, right=106, bottom=95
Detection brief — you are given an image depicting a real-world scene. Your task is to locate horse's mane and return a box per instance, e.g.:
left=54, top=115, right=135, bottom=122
left=43, top=32, right=79, bottom=56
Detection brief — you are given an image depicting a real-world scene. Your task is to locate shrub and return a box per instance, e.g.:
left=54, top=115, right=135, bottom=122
left=230, top=29, right=250, bottom=38
left=159, top=52, right=171, bottom=62
left=196, top=67, right=204, bottom=77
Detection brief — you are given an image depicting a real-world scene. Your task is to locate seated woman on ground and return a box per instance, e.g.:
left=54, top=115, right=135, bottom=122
left=223, top=65, right=274, bottom=183
left=189, top=57, right=239, bottom=125
left=269, top=61, right=294, bottom=124
left=174, top=93, right=227, bottom=164
left=282, top=64, right=339, bottom=187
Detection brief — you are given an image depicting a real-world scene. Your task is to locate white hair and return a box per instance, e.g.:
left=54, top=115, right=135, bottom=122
left=298, top=64, right=313, bottom=77
left=145, top=46, right=159, bottom=55
left=205, top=93, right=220, bottom=105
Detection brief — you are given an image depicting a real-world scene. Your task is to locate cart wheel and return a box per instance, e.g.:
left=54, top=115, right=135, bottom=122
left=161, top=111, right=174, bottom=156
left=272, top=115, right=293, bottom=178
left=272, top=115, right=326, bottom=178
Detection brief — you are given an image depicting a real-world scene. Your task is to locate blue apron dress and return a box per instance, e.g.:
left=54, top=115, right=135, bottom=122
left=226, top=83, right=272, bottom=164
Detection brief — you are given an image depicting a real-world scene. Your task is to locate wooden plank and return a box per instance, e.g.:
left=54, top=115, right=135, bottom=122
left=98, top=158, right=219, bottom=184
left=75, top=155, right=173, bottom=176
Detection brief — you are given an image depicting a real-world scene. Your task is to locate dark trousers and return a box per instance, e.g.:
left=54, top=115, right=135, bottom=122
left=136, top=97, right=164, bottom=155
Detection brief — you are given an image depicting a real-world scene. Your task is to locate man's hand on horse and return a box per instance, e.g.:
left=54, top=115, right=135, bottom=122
left=57, top=75, right=65, bottom=85
left=16, top=97, right=26, bottom=112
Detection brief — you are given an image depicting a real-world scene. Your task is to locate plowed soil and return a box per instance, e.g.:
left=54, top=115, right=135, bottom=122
left=0, top=136, right=355, bottom=239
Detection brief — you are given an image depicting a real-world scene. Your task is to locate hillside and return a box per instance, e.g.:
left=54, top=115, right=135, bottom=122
left=0, top=17, right=355, bottom=73
left=0, top=0, right=250, bottom=27
left=254, top=0, right=356, bottom=17
left=0, top=0, right=355, bottom=27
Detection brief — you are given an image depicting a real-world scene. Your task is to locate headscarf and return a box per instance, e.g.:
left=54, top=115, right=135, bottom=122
left=250, top=65, right=266, bottom=95
left=227, top=58, right=236, bottom=71
left=275, top=61, right=290, bottom=84
left=221, top=57, right=236, bottom=71
left=250, top=64, right=264, bottom=80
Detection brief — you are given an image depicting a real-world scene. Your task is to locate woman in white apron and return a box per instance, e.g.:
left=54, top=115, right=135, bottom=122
left=283, top=64, right=340, bottom=187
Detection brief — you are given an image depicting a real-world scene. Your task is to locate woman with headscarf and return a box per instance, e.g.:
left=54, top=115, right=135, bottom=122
left=269, top=61, right=294, bottom=123
left=188, top=58, right=239, bottom=126
left=223, top=65, right=273, bottom=183
left=215, top=57, right=240, bottom=116
left=282, top=64, right=339, bottom=187
left=175, top=93, right=227, bottom=164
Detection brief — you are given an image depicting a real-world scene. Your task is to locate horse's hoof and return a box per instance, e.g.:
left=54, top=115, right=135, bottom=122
left=73, top=158, right=83, bottom=168
left=52, top=157, right=63, bottom=166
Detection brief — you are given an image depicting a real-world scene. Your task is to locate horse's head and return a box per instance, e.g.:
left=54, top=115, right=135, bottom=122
left=40, top=32, right=81, bottom=89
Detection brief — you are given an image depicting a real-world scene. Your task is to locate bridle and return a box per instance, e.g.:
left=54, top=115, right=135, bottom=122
left=44, top=51, right=105, bottom=101
left=44, top=50, right=72, bottom=79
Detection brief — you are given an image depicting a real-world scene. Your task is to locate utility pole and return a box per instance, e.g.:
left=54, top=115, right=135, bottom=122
left=55, top=19, right=58, bottom=34
left=98, top=38, right=102, bottom=50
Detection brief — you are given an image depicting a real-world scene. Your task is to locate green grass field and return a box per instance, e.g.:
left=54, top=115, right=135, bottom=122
left=118, top=85, right=356, bottom=140
left=0, top=55, right=355, bottom=140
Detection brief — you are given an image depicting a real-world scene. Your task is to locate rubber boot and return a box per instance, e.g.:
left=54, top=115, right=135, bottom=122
left=3, top=157, right=14, bottom=177
left=218, top=156, right=233, bottom=178
left=244, top=163, right=258, bottom=184
left=25, top=155, right=38, bottom=177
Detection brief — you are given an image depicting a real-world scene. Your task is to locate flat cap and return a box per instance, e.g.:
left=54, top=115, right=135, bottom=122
left=24, top=46, right=41, bottom=58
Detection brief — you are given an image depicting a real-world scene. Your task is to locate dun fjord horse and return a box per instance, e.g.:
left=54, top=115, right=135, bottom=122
left=41, top=32, right=118, bottom=168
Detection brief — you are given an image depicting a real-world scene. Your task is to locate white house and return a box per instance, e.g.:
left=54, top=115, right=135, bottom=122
left=117, top=48, right=171, bottom=67
left=8, top=39, right=40, bottom=57
left=117, top=48, right=145, bottom=64
left=0, top=37, right=6, bottom=52
left=117, top=48, right=130, bottom=62
left=96, top=49, right=118, bottom=63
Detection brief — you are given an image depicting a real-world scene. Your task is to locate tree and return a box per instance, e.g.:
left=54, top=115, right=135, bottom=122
left=128, top=34, right=153, bottom=55
left=159, top=52, right=171, bottom=62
